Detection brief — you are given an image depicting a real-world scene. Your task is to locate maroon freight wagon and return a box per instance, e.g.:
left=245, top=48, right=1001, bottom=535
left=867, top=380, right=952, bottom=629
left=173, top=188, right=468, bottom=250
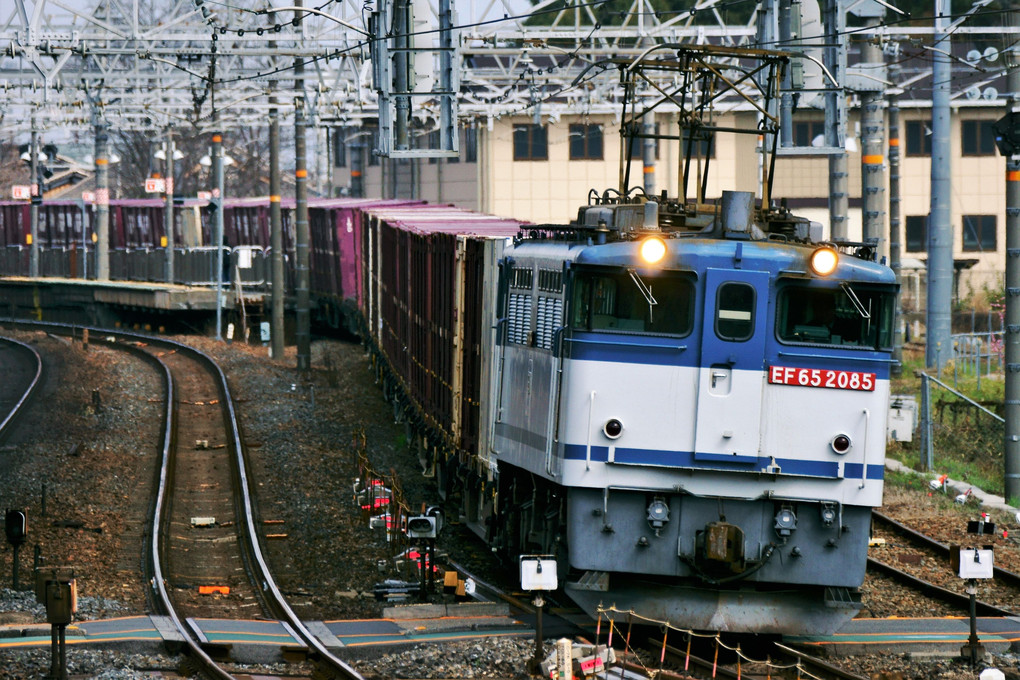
left=306, top=198, right=423, bottom=329
left=359, top=205, right=523, bottom=470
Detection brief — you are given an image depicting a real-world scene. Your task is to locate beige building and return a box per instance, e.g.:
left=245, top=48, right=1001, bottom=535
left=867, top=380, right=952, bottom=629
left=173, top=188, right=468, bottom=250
left=333, top=103, right=1010, bottom=301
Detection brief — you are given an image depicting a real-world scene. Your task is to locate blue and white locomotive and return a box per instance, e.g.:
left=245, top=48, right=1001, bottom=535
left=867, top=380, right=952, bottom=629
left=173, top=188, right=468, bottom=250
left=349, top=46, right=897, bottom=636
left=485, top=191, right=895, bottom=635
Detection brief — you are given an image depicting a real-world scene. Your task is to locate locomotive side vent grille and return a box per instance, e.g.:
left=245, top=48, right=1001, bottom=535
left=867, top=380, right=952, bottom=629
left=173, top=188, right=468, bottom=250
left=536, top=296, right=563, bottom=350
left=511, top=266, right=534, bottom=290
left=508, top=293, right=533, bottom=345
left=537, top=269, right=563, bottom=292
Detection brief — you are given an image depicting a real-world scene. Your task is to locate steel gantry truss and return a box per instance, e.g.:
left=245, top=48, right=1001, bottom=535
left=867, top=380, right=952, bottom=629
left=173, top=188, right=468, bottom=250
left=1, top=0, right=1017, bottom=144
left=5, top=0, right=1020, bottom=499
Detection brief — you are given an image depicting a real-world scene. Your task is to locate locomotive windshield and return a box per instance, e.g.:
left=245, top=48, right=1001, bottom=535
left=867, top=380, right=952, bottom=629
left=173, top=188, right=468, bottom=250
left=570, top=269, right=694, bottom=336
left=777, top=284, right=894, bottom=349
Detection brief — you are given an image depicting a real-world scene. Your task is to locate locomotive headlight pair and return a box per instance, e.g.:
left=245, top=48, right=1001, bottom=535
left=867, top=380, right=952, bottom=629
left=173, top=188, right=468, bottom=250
left=640, top=236, right=667, bottom=264
left=809, top=246, right=839, bottom=276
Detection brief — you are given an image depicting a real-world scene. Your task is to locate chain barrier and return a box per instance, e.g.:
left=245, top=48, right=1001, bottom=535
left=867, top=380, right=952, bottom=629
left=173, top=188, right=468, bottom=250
left=596, top=605, right=813, bottom=680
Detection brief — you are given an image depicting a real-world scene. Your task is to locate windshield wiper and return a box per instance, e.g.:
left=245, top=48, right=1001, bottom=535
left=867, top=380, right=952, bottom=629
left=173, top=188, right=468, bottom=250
left=628, top=269, right=658, bottom=322
left=841, top=282, right=871, bottom=320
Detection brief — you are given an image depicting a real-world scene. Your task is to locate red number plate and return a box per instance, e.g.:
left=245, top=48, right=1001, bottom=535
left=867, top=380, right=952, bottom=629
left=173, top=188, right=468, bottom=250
left=768, top=365, right=876, bottom=392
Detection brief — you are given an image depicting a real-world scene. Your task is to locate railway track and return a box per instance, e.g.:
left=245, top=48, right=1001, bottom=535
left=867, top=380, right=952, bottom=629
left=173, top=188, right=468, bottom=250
left=448, top=559, right=870, bottom=680
left=0, top=335, right=43, bottom=442
left=870, top=510, right=1019, bottom=616
left=1, top=326, right=1003, bottom=680
left=0, top=320, right=366, bottom=680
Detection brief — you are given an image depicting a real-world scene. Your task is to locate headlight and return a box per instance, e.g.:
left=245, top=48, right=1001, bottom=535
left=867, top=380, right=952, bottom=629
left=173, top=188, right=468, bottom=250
left=640, top=236, right=667, bottom=264
left=809, top=246, right=839, bottom=276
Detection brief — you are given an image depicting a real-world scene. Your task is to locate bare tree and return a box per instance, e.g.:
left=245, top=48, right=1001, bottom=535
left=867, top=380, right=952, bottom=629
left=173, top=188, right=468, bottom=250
left=0, top=136, right=29, bottom=195
left=112, top=126, right=271, bottom=199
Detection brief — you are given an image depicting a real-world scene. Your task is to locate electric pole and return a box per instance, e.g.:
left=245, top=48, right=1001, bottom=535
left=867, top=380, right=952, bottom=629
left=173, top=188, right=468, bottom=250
left=927, top=0, right=954, bottom=369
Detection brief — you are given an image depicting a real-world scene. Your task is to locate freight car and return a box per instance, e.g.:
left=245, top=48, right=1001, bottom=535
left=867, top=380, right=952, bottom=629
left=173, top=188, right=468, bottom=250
left=0, top=197, right=303, bottom=283
left=0, top=196, right=415, bottom=293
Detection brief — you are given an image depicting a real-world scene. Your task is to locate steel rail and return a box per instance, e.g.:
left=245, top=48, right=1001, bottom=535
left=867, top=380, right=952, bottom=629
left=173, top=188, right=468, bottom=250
left=0, top=321, right=236, bottom=679
left=108, top=332, right=239, bottom=679
left=202, top=340, right=366, bottom=679
left=873, top=510, right=1020, bottom=587
left=0, top=319, right=366, bottom=680
left=0, top=335, right=43, bottom=439
left=866, top=553, right=1015, bottom=617
left=772, top=642, right=870, bottom=680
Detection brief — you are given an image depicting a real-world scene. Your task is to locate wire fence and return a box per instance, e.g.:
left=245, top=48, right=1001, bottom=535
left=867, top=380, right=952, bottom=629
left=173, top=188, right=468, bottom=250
left=916, top=372, right=1004, bottom=492
left=945, top=306, right=1005, bottom=390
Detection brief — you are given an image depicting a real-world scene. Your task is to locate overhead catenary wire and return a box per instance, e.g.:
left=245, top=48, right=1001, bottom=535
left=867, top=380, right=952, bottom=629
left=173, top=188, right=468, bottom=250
left=5, top=0, right=1018, bottom=133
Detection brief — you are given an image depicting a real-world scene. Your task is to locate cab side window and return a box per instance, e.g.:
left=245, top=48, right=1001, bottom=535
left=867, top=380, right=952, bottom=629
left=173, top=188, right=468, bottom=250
left=716, top=282, right=755, bottom=341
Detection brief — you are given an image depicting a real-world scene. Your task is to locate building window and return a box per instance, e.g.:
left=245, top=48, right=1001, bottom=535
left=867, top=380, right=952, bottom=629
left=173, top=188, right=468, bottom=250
left=962, top=120, right=997, bottom=156
left=962, top=215, right=996, bottom=252
left=905, top=120, right=932, bottom=156
left=569, top=124, right=603, bottom=160
left=793, top=121, right=824, bottom=147
left=332, top=128, right=346, bottom=168
left=424, top=130, right=459, bottom=164
left=513, top=124, right=548, bottom=161
left=681, top=130, right=715, bottom=158
left=627, top=123, right=660, bottom=159
left=905, top=215, right=927, bottom=252
left=463, top=127, right=478, bottom=163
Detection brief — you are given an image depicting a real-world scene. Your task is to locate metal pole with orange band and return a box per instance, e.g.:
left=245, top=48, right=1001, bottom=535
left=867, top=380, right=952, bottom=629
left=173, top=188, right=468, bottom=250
left=94, top=125, right=110, bottom=281
left=213, top=131, right=225, bottom=340
left=860, top=15, right=886, bottom=245
left=164, top=127, right=175, bottom=283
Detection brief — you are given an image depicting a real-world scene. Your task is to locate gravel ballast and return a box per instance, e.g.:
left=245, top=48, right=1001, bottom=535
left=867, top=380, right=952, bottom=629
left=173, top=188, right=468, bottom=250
left=0, top=329, right=1019, bottom=679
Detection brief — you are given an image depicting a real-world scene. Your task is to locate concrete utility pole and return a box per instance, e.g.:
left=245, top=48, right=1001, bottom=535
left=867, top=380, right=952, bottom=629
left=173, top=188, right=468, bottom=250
left=94, top=125, right=110, bottom=281
left=213, top=131, right=225, bottom=340
left=164, top=128, right=175, bottom=284
left=823, top=0, right=849, bottom=240
left=642, top=111, right=656, bottom=195
left=1003, top=26, right=1020, bottom=503
left=927, top=0, right=953, bottom=369
left=268, top=28, right=285, bottom=359
left=294, top=0, right=311, bottom=371
left=859, top=19, right=885, bottom=244
left=29, top=124, right=39, bottom=277
left=270, top=89, right=285, bottom=360
left=351, top=136, right=364, bottom=198
left=888, top=88, right=904, bottom=375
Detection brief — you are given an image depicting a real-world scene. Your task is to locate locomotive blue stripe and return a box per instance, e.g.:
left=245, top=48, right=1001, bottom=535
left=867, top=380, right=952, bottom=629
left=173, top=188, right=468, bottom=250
left=565, top=336, right=690, bottom=365
left=563, top=444, right=884, bottom=479
left=566, top=333, right=894, bottom=377
left=843, top=462, right=884, bottom=479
